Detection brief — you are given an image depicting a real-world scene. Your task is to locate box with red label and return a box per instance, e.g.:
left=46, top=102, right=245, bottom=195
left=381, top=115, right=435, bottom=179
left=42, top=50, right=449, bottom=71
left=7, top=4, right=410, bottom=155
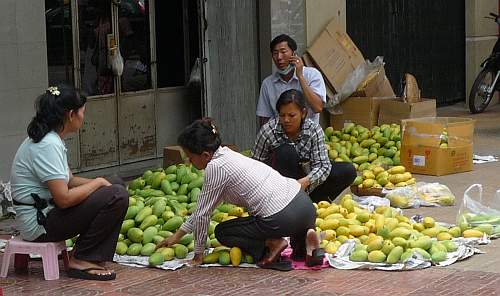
left=400, top=117, right=474, bottom=176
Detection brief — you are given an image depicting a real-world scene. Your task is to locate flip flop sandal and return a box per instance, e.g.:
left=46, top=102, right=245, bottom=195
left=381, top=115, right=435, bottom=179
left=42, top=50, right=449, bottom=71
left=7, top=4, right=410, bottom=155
left=257, top=260, right=293, bottom=271
left=67, top=267, right=116, bottom=281
left=305, top=248, right=326, bottom=267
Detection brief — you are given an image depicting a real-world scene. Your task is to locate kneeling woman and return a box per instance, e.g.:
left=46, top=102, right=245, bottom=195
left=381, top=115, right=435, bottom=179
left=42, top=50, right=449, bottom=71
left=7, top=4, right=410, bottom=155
left=252, top=89, right=356, bottom=203
left=10, top=85, right=129, bottom=280
left=157, top=119, right=324, bottom=270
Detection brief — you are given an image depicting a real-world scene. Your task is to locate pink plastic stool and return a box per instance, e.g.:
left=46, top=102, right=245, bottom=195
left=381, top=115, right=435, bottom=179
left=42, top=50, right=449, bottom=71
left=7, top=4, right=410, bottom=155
left=1, top=236, right=69, bottom=280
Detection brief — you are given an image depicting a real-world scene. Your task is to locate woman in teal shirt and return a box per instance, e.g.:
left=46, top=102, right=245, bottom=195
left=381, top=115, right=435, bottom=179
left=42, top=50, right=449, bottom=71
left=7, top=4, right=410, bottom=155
left=10, top=85, right=128, bottom=281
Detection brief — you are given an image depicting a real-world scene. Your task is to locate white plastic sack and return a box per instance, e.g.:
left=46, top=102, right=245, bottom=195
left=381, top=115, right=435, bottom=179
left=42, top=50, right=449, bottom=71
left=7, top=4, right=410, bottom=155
left=326, top=56, right=385, bottom=115
left=457, top=184, right=500, bottom=238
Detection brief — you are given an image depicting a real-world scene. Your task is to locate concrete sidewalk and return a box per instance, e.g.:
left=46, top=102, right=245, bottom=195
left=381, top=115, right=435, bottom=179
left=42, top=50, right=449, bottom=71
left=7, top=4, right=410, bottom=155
left=1, top=103, right=499, bottom=295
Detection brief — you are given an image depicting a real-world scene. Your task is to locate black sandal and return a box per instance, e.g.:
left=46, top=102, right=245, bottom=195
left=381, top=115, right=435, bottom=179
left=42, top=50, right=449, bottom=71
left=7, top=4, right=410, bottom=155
left=67, top=267, right=116, bottom=281
left=305, top=248, right=325, bottom=267
left=257, top=259, right=293, bottom=271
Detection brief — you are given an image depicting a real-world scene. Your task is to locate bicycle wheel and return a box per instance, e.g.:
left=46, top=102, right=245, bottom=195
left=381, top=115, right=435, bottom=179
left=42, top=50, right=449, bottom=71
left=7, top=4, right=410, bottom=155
left=469, top=68, right=496, bottom=114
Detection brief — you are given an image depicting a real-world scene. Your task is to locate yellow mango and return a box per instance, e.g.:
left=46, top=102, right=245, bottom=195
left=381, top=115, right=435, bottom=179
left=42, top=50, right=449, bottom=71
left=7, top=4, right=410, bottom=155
left=320, top=219, right=339, bottom=231
left=362, top=179, right=375, bottom=188
left=317, top=200, right=331, bottom=209
left=423, top=217, right=435, bottom=228
left=362, top=170, right=376, bottom=180
left=463, top=229, right=484, bottom=238
left=448, top=226, right=462, bottom=238
left=349, top=225, right=369, bottom=237
left=229, top=247, right=242, bottom=266
left=336, top=226, right=350, bottom=237
left=366, top=238, right=384, bottom=252
left=388, top=165, right=406, bottom=174
left=367, top=250, right=386, bottom=263
left=323, top=229, right=336, bottom=241
left=436, top=232, right=452, bottom=241
left=325, top=241, right=339, bottom=254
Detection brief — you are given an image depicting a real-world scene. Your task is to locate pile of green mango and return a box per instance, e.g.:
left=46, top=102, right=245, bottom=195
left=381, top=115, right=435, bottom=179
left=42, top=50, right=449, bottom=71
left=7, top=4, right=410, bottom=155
left=118, top=163, right=253, bottom=266
left=324, top=123, right=402, bottom=171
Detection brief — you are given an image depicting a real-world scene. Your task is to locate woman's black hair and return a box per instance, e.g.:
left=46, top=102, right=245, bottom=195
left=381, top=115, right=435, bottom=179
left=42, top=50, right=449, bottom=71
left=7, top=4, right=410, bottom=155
left=27, top=84, right=87, bottom=143
left=276, top=89, right=307, bottom=114
left=177, top=118, right=222, bottom=154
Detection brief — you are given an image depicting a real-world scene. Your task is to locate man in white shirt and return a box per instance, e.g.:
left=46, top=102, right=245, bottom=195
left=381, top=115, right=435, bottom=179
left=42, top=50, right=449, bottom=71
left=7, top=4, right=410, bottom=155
left=256, top=34, right=326, bottom=126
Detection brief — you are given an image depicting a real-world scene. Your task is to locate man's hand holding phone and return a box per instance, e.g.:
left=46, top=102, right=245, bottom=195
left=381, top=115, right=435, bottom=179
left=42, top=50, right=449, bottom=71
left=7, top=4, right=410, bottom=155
left=289, top=52, right=304, bottom=78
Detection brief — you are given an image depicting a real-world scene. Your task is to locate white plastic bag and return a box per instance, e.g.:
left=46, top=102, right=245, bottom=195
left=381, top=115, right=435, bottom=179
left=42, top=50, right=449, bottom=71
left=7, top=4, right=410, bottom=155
left=384, top=186, right=420, bottom=209
left=416, top=182, right=455, bottom=206
left=109, top=48, right=124, bottom=76
left=325, top=56, right=385, bottom=115
left=188, top=58, right=202, bottom=87
left=457, top=184, right=500, bottom=238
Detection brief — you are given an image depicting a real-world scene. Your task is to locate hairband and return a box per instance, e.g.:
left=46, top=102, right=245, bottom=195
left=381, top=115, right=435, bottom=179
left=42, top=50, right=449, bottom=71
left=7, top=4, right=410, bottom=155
left=47, top=86, right=60, bottom=96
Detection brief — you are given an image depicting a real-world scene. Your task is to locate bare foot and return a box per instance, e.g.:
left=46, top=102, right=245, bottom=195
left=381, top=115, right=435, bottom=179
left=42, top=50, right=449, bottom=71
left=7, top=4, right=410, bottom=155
left=305, top=229, right=320, bottom=256
left=68, top=257, right=114, bottom=275
left=259, top=238, right=288, bottom=265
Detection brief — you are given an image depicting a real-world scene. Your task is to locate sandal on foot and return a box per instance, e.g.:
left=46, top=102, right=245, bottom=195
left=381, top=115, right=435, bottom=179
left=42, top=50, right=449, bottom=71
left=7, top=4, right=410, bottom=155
left=257, top=260, right=292, bottom=271
left=305, top=248, right=326, bottom=267
left=67, top=267, right=116, bottom=281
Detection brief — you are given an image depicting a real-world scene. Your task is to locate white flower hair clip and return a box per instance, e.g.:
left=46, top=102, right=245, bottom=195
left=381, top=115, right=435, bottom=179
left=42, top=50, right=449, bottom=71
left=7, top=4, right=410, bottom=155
left=210, top=124, right=217, bottom=135
left=47, top=86, right=60, bottom=96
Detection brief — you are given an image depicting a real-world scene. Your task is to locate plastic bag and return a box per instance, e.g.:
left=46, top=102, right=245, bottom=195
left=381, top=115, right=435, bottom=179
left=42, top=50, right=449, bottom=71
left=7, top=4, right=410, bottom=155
left=109, top=48, right=124, bottom=76
left=0, top=181, right=14, bottom=218
left=325, top=56, right=385, bottom=115
left=384, top=185, right=420, bottom=209
left=416, top=182, right=455, bottom=206
left=457, top=184, right=500, bottom=237
left=188, top=58, right=202, bottom=87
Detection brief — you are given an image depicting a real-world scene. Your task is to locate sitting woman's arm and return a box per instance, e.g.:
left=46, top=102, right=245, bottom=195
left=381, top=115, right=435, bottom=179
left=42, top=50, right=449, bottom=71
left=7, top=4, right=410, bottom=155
left=67, top=170, right=93, bottom=188
left=47, top=177, right=111, bottom=209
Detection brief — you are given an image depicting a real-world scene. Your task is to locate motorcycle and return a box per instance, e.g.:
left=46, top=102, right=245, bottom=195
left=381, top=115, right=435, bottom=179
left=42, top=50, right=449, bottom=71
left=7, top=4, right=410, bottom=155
left=469, top=12, right=500, bottom=113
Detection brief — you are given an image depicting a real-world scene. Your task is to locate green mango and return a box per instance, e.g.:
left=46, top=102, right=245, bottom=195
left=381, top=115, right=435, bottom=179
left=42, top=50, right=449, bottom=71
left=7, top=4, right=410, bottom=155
left=127, top=227, right=144, bottom=243
left=149, top=252, right=165, bottom=266
left=126, top=243, right=143, bottom=256
left=115, top=241, right=128, bottom=255
left=141, top=243, right=157, bottom=256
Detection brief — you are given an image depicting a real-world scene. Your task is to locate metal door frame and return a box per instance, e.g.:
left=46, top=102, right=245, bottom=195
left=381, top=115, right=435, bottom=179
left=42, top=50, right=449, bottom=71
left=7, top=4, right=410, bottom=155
left=69, top=0, right=158, bottom=172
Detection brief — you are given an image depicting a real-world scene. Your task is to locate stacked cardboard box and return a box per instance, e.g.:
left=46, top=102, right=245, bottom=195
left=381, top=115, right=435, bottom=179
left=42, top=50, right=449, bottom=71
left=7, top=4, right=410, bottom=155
left=304, top=19, right=396, bottom=130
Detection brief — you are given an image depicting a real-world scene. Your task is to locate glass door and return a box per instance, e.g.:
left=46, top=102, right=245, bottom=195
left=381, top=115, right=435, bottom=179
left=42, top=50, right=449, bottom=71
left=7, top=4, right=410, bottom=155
left=77, top=0, right=119, bottom=170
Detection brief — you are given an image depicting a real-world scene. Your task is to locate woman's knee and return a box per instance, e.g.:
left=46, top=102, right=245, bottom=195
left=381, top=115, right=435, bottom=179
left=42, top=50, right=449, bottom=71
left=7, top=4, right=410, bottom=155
left=110, top=184, right=129, bottom=209
left=332, top=162, right=357, bottom=184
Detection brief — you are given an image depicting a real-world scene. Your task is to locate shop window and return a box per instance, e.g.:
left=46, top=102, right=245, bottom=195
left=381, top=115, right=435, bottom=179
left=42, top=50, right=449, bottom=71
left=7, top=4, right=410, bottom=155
left=155, top=0, right=199, bottom=88
left=119, top=0, right=152, bottom=92
left=45, top=0, right=74, bottom=86
left=78, top=1, right=115, bottom=96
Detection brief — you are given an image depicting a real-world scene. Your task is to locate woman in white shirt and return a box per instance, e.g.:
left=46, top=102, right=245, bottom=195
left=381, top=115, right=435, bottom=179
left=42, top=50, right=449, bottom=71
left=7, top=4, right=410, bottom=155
left=157, top=119, right=325, bottom=270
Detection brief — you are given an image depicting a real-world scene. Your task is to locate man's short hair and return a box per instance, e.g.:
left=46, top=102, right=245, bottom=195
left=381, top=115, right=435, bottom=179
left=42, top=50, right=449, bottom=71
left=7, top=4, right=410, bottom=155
left=270, top=34, right=297, bottom=52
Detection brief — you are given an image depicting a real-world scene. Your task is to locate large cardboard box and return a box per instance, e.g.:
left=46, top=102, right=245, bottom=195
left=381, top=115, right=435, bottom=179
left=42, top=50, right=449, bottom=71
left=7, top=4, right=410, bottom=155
left=306, top=19, right=365, bottom=92
left=163, top=146, right=187, bottom=167
left=378, top=99, right=437, bottom=125
left=330, top=97, right=393, bottom=129
left=400, top=117, right=474, bottom=176
left=351, top=68, right=396, bottom=98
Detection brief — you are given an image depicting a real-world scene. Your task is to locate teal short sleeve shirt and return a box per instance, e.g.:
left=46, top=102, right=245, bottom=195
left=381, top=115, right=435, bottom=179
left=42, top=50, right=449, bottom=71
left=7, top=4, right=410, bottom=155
left=10, top=131, right=69, bottom=241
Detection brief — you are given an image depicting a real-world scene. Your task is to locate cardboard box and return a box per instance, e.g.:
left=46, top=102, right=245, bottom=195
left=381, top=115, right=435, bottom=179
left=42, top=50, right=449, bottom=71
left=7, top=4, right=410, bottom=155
left=351, top=68, right=396, bottom=98
left=163, top=146, right=187, bottom=167
left=400, top=117, right=475, bottom=176
left=330, top=97, right=394, bottom=129
left=378, top=99, right=437, bottom=125
left=306, top=19, right=365, bottom=92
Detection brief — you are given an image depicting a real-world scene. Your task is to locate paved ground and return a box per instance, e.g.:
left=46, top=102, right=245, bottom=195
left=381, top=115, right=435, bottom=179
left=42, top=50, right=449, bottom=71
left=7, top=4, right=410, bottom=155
left=1, top=102, right=499, bottom=296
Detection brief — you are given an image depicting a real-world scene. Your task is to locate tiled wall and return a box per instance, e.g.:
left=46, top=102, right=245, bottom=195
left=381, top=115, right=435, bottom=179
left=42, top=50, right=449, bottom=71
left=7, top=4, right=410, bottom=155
left=0, top=0, right=48, bottom=180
